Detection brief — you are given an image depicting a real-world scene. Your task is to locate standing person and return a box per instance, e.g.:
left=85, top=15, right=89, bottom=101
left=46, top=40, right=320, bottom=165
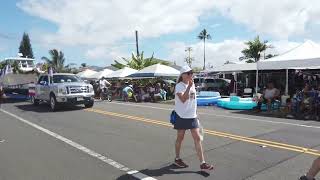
left=300, top=158, right=320, bottom=180
left=173, top=66, right=214, bottom=172
left=0, top=84, right=4, bottom=108
left=99, top=77, right=111, bottom=100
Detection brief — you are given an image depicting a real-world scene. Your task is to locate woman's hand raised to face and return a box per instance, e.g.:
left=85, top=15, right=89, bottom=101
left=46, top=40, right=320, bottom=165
left=188, top=79, right=194, bottom=88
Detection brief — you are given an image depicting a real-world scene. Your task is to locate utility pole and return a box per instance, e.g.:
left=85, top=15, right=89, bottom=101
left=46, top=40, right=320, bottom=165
left=135, top=30, right=140, bottom=57
left=185, top=47, right=193, bottom=67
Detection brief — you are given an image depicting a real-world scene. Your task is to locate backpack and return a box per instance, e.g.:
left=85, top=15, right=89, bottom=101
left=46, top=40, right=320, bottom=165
left=170, top=110, right=177, bottom=125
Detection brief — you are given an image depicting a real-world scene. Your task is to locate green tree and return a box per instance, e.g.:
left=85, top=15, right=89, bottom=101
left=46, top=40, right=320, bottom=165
left=265, top=54, right=277, bottom=59
left=12, top=61, right=23, bottom=73
left=198, top=29, right=211, bottom=70
left=41, top=63, right=49, bottom=72
left=41, top=49, right=66, bottom=73
left=245, top=59, right=255, bottom=63
left=240, top=36, right=273, bottom=62
left=111, top=51, right=169, bottom=70
left=18, top=32, right=34, bottom=58
left=81, top=63, right=87, bottom=68
left=192, top=67, right=203, bottom=73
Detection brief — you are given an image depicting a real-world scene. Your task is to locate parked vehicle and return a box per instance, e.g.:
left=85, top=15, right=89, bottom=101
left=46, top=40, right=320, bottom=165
left=194, top=77, right=231, bottom=95
left=32, top=73, right=95, bottom=111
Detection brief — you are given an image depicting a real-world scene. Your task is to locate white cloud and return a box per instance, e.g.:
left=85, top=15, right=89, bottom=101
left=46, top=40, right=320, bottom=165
left=211, top=0, right=320, bottom=39
left=17, top=0, right=320, bottom=62
left=18, top=0, right=215, bottom=46
left=85, top=46, right=128, bottom=62
left=167, top=40, right=246, bottom=68
left=167, top=40, right=303, bottom=68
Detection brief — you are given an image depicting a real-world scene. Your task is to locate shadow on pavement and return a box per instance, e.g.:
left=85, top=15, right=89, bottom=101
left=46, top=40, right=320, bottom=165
left=230, top=109, right=312, bottom=121
left=116, top=164, right=210, bottom=180
left=14, top=103, right=84, bottom=113
left=0, top=98, right=29, bottom=104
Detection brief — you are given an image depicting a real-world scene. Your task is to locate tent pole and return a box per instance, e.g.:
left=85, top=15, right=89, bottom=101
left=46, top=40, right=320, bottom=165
left=255, top=69, right=259, bottom=94
left=285, top=69, right=289, bottom=95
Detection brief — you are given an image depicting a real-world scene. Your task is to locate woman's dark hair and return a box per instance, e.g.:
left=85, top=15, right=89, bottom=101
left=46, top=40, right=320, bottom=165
left=177, top=75, right=183, bottom=83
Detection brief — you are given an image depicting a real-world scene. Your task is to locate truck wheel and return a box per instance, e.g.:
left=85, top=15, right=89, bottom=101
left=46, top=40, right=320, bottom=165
left=31, top=96, right=40, bottom=106
left=84, top=100, right=94, bottom=108
left=50, top=94, right=59, bottom=111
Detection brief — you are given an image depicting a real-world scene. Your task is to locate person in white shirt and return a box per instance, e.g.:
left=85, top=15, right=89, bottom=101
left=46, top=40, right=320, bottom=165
left=99, top=77, right=111, bottom=100
left=173, top=65, right=214, bottom=172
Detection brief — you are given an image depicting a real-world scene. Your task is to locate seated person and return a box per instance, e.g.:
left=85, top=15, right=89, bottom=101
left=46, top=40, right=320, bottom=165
left=160, top=84, right=167, bottom=101
left=122, top=84, right=134, bottom=102
left=300, top=85, right=317, bottom=119
left=153, top=83, right=163, bottom=101
left=256, top=82, right=280, bottom=112
left=133, top=85, right=142, bottom=102
left=140, top=87, right=150, bottom=102
left=148, top=83, right=156, bottom=102
left=0, top=84, right=4, bottom=107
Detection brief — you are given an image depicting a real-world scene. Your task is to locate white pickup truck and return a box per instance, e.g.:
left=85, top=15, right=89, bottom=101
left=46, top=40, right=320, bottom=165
left=31, top=73, right=95, bottom=111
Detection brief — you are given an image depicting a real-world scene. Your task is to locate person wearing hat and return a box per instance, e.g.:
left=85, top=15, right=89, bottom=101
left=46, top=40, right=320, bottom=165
left=122, top=83, right=134, bottom=102
left=173, top=65, right=214, bottom=171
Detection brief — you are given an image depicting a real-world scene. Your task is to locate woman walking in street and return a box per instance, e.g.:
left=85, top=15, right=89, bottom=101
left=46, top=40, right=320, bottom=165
left=173, top=65, right=214, bottom=172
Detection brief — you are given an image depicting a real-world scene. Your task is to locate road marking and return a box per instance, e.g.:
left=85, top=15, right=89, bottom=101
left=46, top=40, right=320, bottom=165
left=108, top=102, right=320, bottom=129
left=0, top=109, right=157, bottom=180
left=86, top=108, right=320, bottom=157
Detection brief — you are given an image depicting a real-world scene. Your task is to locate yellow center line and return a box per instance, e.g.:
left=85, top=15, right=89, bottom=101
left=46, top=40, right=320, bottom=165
left=85, top=108, right=320, bottom=156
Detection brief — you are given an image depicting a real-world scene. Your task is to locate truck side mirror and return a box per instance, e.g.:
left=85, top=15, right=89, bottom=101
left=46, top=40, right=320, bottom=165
left=40, top=81, right=47, bottom=85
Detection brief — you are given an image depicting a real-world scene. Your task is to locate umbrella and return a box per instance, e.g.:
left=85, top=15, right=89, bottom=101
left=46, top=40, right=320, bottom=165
left=129, top=64, right=180, bottom=78
left=76, top=69, right=97, bottom=78
left=88, top=68, right=113, bottom=79
left=106, top=67, right=137, bottom=78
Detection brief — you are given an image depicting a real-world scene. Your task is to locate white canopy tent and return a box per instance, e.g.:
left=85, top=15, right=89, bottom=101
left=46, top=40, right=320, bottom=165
left=88, top=68, right=113, bottom=79
left=76, top=69, right=97, bottom=79
left=129, top=64, right=180, bottom=78
left=105, top=67, right=137, bottom=78
left=257, top=40, right=320, bottom=95
left=208, top=62, right=257, bottom=73
left=258, top=40, right=320, bottom=70
left=208, top=40, right=320, bottom=95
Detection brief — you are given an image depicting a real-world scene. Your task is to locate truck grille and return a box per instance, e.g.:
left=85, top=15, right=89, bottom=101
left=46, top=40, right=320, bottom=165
left=68, top=86, right=89, bottom=94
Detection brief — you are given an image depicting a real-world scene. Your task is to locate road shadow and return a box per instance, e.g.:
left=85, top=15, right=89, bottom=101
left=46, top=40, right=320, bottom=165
left=15, top=103, right=84, bottom=113
left=0, top=98, right=29, bottom=104
left=230, top=109, right=312, bottom=121
left=116, top=164, right=210, bottom=180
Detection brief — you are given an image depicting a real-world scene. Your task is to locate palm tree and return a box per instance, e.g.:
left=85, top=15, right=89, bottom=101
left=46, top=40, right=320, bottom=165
left=81, top=63, right=87, bottom=68
left=42, top=49, right=66, bottom=72
left=240, top=36, right=273, bottom=62
left=198, top=29, right=211, bottom=70
left=111, top=51, right=169, bottom=70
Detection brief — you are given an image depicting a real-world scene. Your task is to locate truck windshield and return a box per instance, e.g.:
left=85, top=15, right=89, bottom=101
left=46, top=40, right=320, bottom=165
left=53, top=75, right=82, bottom=83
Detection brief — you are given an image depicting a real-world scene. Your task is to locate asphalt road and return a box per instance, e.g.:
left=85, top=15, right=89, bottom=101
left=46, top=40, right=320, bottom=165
left=1, top=100, right=320, bottom=180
